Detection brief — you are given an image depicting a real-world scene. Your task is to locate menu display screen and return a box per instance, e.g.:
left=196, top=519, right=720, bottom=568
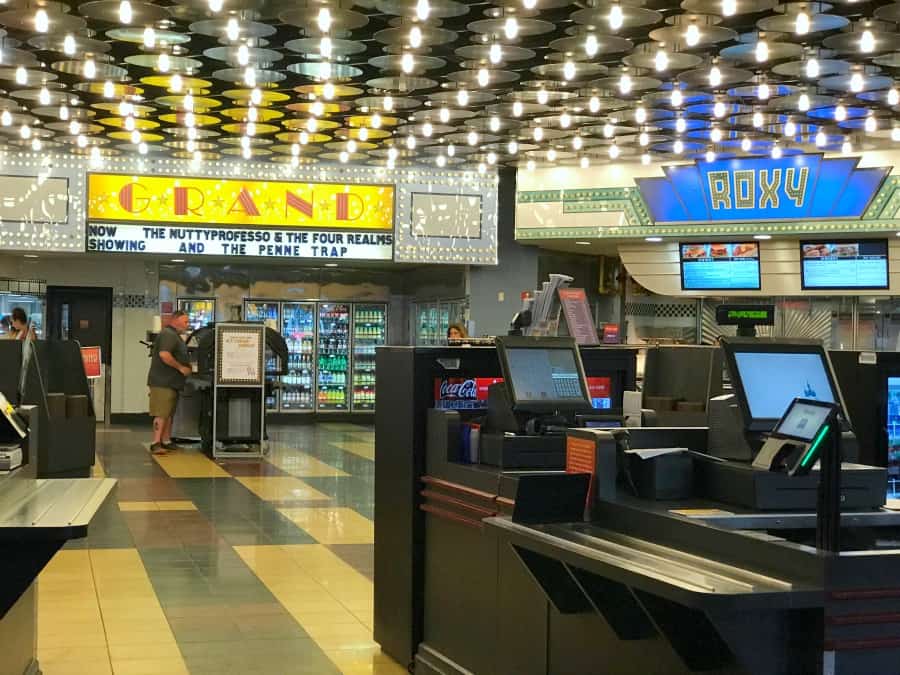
left=680, top=242, right=761, bottom=290
left=801, top=240, right=889, bottom=290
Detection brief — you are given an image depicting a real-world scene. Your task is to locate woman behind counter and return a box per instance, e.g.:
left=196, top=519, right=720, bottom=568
left=447, top=323, right=469, bottom=340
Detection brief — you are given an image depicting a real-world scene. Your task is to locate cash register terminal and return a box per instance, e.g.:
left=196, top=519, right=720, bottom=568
left=752, top=398, right=839, bottom=476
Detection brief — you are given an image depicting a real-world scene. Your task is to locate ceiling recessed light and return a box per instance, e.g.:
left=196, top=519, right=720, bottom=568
left=753, top=234, right=771, bottom=240
left=23, top=254, right=39, bottom=258
left=170, top=258, right=185, bottom=262
left=575, top=241, right=592, bottom=245
left=645, top=236, right=663, bottom=243
left=325, top=263, right=339, bottom=267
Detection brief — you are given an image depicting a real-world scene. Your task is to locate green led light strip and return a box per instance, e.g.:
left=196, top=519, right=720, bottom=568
left=800, top=424, right=830, bottom=468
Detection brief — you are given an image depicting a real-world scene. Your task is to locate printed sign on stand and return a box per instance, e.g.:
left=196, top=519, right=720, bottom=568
left=80, top=346, right=102, bottom=379
left=558, top=288, right=599, bottom=345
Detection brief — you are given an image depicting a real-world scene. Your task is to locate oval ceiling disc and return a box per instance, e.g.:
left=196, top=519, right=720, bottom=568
left=287, top=62, right=364, bottom=81
left=589, top=75, right=662, bottom=93
left=455, top=44, right=535, bottom=62
left=140, top=75, right=212, bottom=92
left=463, top=118, right=523, bottom=133
left=319, top=152, right=370, bottom=162
left=79, top=0, right=170, bottom=23
left=223, top=88, right=290, bottom=104
left=108, top=130, right=164, bottom=142
left=221, top=107, right=284, bottom=122
left=531, top=62, right=607, bottom=81
left=114, top=143, right=168, bottom=155
left=765, top=93, right=837, bottom=110
left=286, top=101, right=352, bottom=114
left=126, top=55, right=202, bottom=73
left=0, top=47, right=41, bottom=68
left=334, top=127, right=392, bottom=140
left=0, top=9, right=86, bottom=33
left=819, top=73, right=893, bottom=93
left=649, top=24, right=737, bottom=49
left=222, top=147, right=272, bottom=157
left=719, top=41, right=804, bottom=64
left=679, top=65, right=754, bottom=87
left=623, top=47, right=703, bottom=71
left=874, top=3, right=900, bottom=22
left=165, top=140, right=219, bottom=151
left=346, top=114, right=405, bottom=127
left=728, top=82, right=799, bottom=97
left=220, top=135, right=273, bottom=146
left=221, top=122, right=280, bottom=135
left=444, top=69, right=519, bottom=87
left=53, top=61, right=129, bottom=80
left=204, top=46, right=283, bottom=67
left=681, top=0, right=777, bottom=13
left=295, top=83, right=364, bottom=98
left=549, top=35, right=633, bottom=56
left=823, top=29, right=900, bottom=54
left=283, top=118, right=340, bottom=131
left=279, top=7, right=369, bottom=31
left=107, top=28, right=190, bottom=45
left=375, top=0, right=470, bottom=18
left=324, top=140, right=378, bottom=152
left=757, top=12, right=848, bottom=33
left=806, top=104, right=868, bottom=119
left=32, top=106, right=96, bottom=120
left=189, top=18, right=277, bottom=39
left=367, top=76, right=438, bottom=92
left=284, top=37, right=366, bottom=57
left=872, top=52, right=900, bottom=68
left=373, top=26, right=458, bottom=46
left=156, top=95, right=222, bottom=111
left=369, top=55, right=447, bottom=73
left=157, top=113, right=220, bottom=126
left=163, top=127, right=220, bottom=139
left=356, top=95, right=421, bottom=110
left=428, top=89, right=497, bottom=106
left=212, top=68, right=286, bottom=84
left=93, top=102, right=156, bottom=116
left=571, top=5, right=663, bottom=30
left=772, top=58, right=850, bottom=77
left=468, top=17, right=555, bottom=37
left=275, top=131, right=331, bottom=144
left=29, top=33, right=110, bottom=54
left=171, top=151, right=222, bottom=160
left=485, top=101, right=548, bottom=116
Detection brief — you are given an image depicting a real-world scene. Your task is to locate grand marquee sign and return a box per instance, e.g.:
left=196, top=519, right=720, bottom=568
left=636, top=154, right=890, bottom=224
left=86, top=173, right=395, bottom=260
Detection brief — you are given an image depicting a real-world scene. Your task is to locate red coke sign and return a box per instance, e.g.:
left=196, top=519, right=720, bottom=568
left=434, top=377, right=504, bottom=410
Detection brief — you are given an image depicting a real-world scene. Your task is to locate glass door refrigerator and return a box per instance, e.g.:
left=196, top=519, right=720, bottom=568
left=352, top=303, right=387, bottom=411
left=176, top=298, right=216, bottom=331
left=243, top=300, right=281, bottom=411
left=281, top=302, right=316, bottom=412
left=317, top=303, right=351, bottom=411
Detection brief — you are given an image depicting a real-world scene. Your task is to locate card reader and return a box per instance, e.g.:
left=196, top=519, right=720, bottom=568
left=752, top=398, right=839, bottom=476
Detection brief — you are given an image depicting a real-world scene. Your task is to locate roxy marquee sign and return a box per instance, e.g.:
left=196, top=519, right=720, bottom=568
left=636, top=154, right=890, bottom=224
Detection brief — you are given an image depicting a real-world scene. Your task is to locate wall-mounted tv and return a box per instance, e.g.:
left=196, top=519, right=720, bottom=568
left=680, top=242, right=761, bottom=291
left=801, top=240, right=889, bottom=290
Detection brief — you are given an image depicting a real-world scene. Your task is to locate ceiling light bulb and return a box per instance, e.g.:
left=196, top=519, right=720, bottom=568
left=711, top=126, right=722, bottom=142
left=319, top=37, right=332, bottom=59
left=406, top=134, right=416, bottom=149
left=237, top=44, right=250, bottom=66
left=771, top=144, right=782, bottom=158
left=755, top=38, right=768, bottom=62
left=240, top=135, right=251, bottom=150
left=526, top=159, right=535, bottom=170
left=835, top=103, right=847, bottom=121
left=560, top=111, right=571, bottom=128
left=585, top=34, right=599, bottom=57
left=619, top=73, right=633, bottom=94
left=609, top=143, right=620, bottom=159
left=489, top=116, right=500, bottom=132
left=477, top=67, right=489, bottom=87
left=383, top=95, right=394, bottom=111
left=171, top=73, right=183, bottom=92
left=741, top=136, right=751, bottom=152
left=90, top=146, right=101, bottom=164
left=547, top=148, right=557, bottom=161
left=513, top=100, right=523, bottom=116
left=572, top=135, right=583, bottom=150
left=815, top=129, right=827, bottom=146
left=850, top=71, right=864, bottom=92
left=119, top=0, right=132, bottom=23
left=290, top=142, right=299, bottom=156
left=118, top=99, right=130, bottom=116
left=250, top=87, right=262, bottom=105
left=841, top=138, right=852, bottom=154
left=14, top=66, right=26, bottom=85
left=892, top=127, right=900, bottom=142
left=602, top=121, right=614, bottom=137
left=508, top=140, right=518, bottom=154
left=709, top=65, right=722, bottom=87
left=641, top=152, right=651, bottom=165
left=299, top=131, right=309, bottom=144
left=31, top=137, right=41, bottom=152
left=130, top=129, right=140, bottom=144
left=757, top=82, right=770, bottom=100
left=371, top=112, right=382, bottom=128
left=187, top=126, right=197, bottom=139
left=784, top=119, right=796, bottom=136
left=675, top=117, right=686, bottom=133
left=1, top=110, right=10, bottom=127
left=478, top=162, right=487, bottom=174
left=187, top=139, right=196, bottom=152
left=306, top=117, right=318, bottom=132
left=124, top=115, right=135, bottom=131
left=138, top=141, right=148, bottom=155
left=865, top=114, right=877, bottom=132
left=467, top=130, right=478, bottom=145
left=639, top=131, right=649, bottom=146
left=504, top=17, right=519, bottom=40
left=246, top=121, right=256, bottom=136
left=753, top=110, right=763, bottom=127
left=423, top=121, right=433, bottom=136
left=685, top=23, right=700, bottom=47
left=63, top=34, right=76, bottom=55
left=805, top=57, right=819, bottom=79
left=722, top=0, right=737, bottom=16
left=243, top=66, right=256, bottom=87
left=798, top=93, right=810, bottom=111
left=537, top=88, right=549, bottom=105
left=713, top=100, right=726, bottom=118
left=533, top=126, right=543, bottom=141
left=705, top=149, right=716, bottom=162
left=157, top=52, right=170, bottom=72
left=242, top=146, right=251, bottom=159
left=447, top=143, right=455, bottom=156
left=226, top=18, right=240, bottom=41
left=860, top=29, right=875, bottom=53
left=523, top=0, right=537, bottom=9
left=184, top=111, right=195, bottom=127
left=358, top=127, right=368, bottom=141
left=655, top=49, right=668, bottom=72
left=69, top=119, right=80, bottom=135
left=38, top=86, right=50, bottom=106
left=103, top=80, right=115, bottom=98
left=674, top=139, right=684, bottom=154
left=77, top=133, right=87, bottom=148
left=487, top=151, right=497, bottom=165
left=194, top=150, right=204, bottom=164
left=456, top=89, right=468, bottom=106
left=323, top=81, right=335, bottom=100
left=409, top=26, right=423, bottom=49
left=415, top=0, right=431, bottom=20
left=795, top=11, right=810, bottom=35
left=388, top=147, right=398, bottom=161
left=608, top=3, right=624, bottom=31
left=84, top=59, right=96, bottom=79
left=184, top=92, right=194, bottom=111
left=59, top=105, right=69, bottom=120
left=580, top=156, right=590, bottom=169
left=635, top=106, right=647, bottom=124
left=436, top=154, right=447, bottom=167
left=208, top=0, right=223, bottom=11
left=889, top=87, right=899, bottom=106
left=317, top=7, right=332, bottom=33
left=489, top=43, right=503, bottom=64
left=670, top=88, right=683, bottom=107
left=35, top=9, right=49, bottom=33
left=563, top=60, right=576, bottom=81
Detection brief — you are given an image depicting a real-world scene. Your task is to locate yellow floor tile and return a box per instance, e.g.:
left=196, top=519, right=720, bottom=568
left=117, top=501, right=158, bottom=512
left=38, top=660, right=113, bottom=675
left=154, top=500, right=198, bottom=511
left=266, top=451, right=350, bottom=478
left=331, top=440, right=375, bottom=461
left=92, top=456, right=107, bottom=478
left=151, top=451, right=231, bottom=478
left=236, top=476, right=331, bottom=502
left=326, top=648, right=408, bottom=675
left=276, top=508, right=374, bottom=545
left=109, top=658, right=190, bottom=675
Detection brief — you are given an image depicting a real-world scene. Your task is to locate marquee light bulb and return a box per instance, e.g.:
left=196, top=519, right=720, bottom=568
left=533, top=126, right=543, bottom=141
left=35, top=9, right=49, bottom=32
left=84, top=59, right=97, bottom=79
left=771, top=144, right=782, bottom=158
left=14, top=66, right=26, bottom=85
left=69, top=119, right=80, bottom=135
left=422, top=121, right=433, bottom=136
left=753, top=110, right=764, bottom=127
left=655, top=49, right=669, bottom=72
left=103, top=80, right=115, bottom=98
left=77, top=133, right=87, bottom=148
left=560, top=111, right=571, bottom=128
left=741, top=136, right=751, bottom=152
left=467, top=130, right=478, bottom=145
left=841, top=137, right=852, bottom=154
left=409, top=26, right=423, bottom=49
left=456, top=89, right=468, bottom=106
left=447, top=143, right=455, bottom=156
left=406, top=134, right=416, bottom=149
left=892, top=127, right=900, bottom=142
left=784, top=119, right=796, bottom=136
left=512, top=100, right=524, bottom=117
left=639, top=131, right=649, bottom=146
left=722, top=0, right=737, bottom=16
left=580, top=156, right=590, bottom=169
left=805, top=58, right=819, bottom=79
left=675, top=116, right=686, bottom=133
left=608, top=3, right=624, bottom=30
left=619, top=73, right=633, bottom=94
left=609, top=143, right=620, bottom=159
left=670, top=88, right=683, bottom=107
left=798, top=93, right=810, bottom=111
left=119, top=0, right=132, bottom=24
left=59, top=105, right=69, bottom=121
left=635, top=106, right=647, bottom=124
left=795, top=11, right=810, bottom=35
left=860, top=29, right=875, bottom=53
left=157, top=52, right=170, bottom=72
left=477, top=67, right=489, bottom=87
left=710, top=126, right=722, bottom=142
left=504, top=17, right=519, bottom=40
left=755, top=38, right=769, bottom=62
left=358, top=127, right=368, bottom=141
left=865, top=114, right=877, bottom=132
left=490, top=43, right=502, bottom=64
left=572, top=135, right=583, bottom=150
left=489, top=116, right=500, bottom=132
left=31, top=137, right=42, bottom=152
left=641, top=152, right=651, bottom=165
left=889, top=87, right=900, bottom=106
left=673, top=139, right=684, bottom=154
left=713, top=100, right=726, bottom=118
left=547, top=148, right=557, bottom=162
left=225, top=17, right=240, bottom=41
left=508, top=139, right=518, bottom=154
left=371, top=112, right=382, bottom=128
left=835, top=103, right=847, bottom=121
left=317, top=7, right=332, bottom=33
left=709, top=65, right=722, bottom=87
left=585, top=34, right=599, bottom=57
left=0, top=110, right=10, bottom=127
left=705, top=149, right=716, bottom=162
left=563, top=60, right=576, bottom=81
left=63, top=34, right=76, bottom=55
left=685, top=23, right=700, bottom=47
left=436, top=154, right=446, bottom=167
left=850, top=71, right=864, bottom=93
left=537, top=88, right=549, bottom=105
left=416, top=0, right=430, bottom=21
left=815, top=129, right=827, bottom=146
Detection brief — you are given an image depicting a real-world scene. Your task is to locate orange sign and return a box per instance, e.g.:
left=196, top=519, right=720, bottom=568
left=81, top=346, right=102, bottom=379
left=87, top=173, right=394, bottom=230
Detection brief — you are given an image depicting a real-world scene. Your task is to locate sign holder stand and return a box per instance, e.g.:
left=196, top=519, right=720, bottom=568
left=212, top=323, right=266, bottom=460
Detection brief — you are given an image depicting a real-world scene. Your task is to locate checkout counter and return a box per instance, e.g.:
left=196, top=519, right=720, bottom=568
left=375, top=336, right=900, bottom=675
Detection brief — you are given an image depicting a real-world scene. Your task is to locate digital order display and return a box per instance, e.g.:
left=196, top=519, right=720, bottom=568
left=680, top=242, right=761, bottom=291
left=801, top=240, right=889, bottom=290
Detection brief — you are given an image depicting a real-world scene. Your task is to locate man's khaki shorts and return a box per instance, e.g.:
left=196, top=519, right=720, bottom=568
left=148, top=387, right=179, bottom=418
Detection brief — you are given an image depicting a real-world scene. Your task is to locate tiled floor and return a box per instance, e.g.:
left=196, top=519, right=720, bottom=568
left=38, top=423, right=405, bottom=675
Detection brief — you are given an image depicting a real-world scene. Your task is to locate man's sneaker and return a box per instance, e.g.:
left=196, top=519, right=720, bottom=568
left=161, top=441, right=180, bottom=451
left=150, top=442, right=168, bottom=455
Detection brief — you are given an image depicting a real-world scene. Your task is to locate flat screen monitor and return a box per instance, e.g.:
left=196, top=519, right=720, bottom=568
left=773, top=399, right=833, bottom=442
left=721, top=338, right=844, bottom=432
left=801, top=240, right=889, bottom=290
left=680, top=242, right=761, bottom=291
left=496, top=336, right=592, bottom=413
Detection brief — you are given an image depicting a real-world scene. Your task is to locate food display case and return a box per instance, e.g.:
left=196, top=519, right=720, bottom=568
left=352, top=304, right=387, bottom=411
left=281, top=302, right=316, bottom=412
left=177, top=298, right=216, bottom=331
left=243, top=300, right=282, bottom=410
left=317, top=303, right=351, bottom=411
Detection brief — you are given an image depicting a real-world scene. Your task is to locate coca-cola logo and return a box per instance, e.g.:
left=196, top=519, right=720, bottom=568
left=439, top=379, right=477, bottom=399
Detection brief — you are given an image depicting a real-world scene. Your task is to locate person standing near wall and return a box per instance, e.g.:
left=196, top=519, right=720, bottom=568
left=10, top=308, right=36, bottom=340
left=147, top=310, right=191, bottom=455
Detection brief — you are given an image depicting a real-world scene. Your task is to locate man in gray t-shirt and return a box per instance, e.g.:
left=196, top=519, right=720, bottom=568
left=147, top=310, right=192, bottom=454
